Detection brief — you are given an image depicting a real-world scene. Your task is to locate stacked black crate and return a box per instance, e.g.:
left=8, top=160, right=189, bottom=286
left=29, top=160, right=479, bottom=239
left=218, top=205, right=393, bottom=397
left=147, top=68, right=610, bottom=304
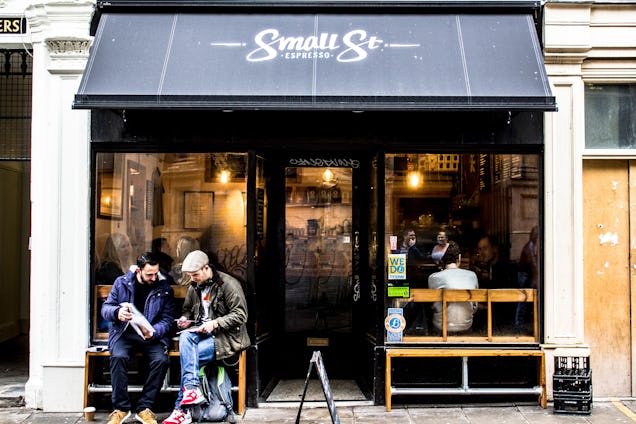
left=553, top=356, right=592, bottom=414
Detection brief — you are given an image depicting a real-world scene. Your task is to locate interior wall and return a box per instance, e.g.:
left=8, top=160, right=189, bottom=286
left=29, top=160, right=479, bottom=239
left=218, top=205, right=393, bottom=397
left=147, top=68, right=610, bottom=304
left=0, top=161, right=30, bottom=342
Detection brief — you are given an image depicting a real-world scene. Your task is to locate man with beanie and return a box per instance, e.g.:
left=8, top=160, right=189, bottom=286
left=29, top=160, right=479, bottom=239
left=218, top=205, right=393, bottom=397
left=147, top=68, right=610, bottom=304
left=163, top=250, right=250, bottom=424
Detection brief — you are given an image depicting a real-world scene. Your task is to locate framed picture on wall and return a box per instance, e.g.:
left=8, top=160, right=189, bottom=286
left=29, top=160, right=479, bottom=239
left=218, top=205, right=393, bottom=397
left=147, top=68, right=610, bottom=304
left=96, top=154, right=124, bottom=220
left=184, top=191, right=215, bottom=229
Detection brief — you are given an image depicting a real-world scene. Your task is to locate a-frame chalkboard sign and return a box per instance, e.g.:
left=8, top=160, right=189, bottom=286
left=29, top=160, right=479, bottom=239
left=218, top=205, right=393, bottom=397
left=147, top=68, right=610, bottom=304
left=295, top=350, right=340, bottom=424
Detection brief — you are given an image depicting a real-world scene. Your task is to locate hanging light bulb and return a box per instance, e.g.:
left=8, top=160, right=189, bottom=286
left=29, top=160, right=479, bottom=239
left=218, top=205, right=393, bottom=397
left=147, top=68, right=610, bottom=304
left=220, top=170, right=230, bottom=184
left=407, top=171, right=421, bottom=188
left=322, top=168, right=334, bottom=183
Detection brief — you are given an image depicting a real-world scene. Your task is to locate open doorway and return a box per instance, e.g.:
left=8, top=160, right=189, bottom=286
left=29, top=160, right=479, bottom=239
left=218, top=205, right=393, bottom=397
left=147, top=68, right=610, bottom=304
left=0, top=49, right=32, bottom=398
left=256, top=159, right=372, bottom=404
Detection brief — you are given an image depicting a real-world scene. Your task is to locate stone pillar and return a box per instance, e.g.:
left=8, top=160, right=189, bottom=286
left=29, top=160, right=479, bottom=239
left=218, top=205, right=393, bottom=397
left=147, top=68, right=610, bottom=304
left=542, top=1, right=591, bottom=398
left=24, top=0, right=94, bottom=411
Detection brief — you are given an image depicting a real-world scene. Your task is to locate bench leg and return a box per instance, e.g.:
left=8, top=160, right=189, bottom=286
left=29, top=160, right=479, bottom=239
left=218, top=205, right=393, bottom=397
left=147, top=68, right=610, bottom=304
left=84, top=354, right=94, bottom=408
left=385, top=354, right=392, bottom=412
left=237, top=350, right=246, bottom=415
left=539, top=354, right=547, bottom=409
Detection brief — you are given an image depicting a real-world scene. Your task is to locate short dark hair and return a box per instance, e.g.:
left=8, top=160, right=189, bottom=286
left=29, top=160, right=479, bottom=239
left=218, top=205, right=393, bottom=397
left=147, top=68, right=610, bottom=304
left=151, top=237, right=168, bottom=252
left=440, top=241, right=461, bottom=266
left=137, top=252, right=159, bottom=269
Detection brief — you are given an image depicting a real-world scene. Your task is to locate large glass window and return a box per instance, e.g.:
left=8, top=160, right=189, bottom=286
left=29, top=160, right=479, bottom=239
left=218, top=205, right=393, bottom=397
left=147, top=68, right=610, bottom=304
left=585, top=84, right=636, bottom=149
left=384, top=153, right=540, bottom=342
left=92, top=152, right=247, bottom=341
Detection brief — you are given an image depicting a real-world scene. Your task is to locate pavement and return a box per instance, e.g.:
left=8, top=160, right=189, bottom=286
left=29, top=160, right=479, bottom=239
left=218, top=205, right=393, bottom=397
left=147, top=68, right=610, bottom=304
left=2, top=401, right=636, bottom=424
left=4, top=336, right=636, bottom=423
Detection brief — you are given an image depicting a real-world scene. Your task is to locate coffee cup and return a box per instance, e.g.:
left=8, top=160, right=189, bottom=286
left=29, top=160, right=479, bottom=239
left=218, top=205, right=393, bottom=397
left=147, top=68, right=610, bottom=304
left=83, top=406, right=96, bottom=421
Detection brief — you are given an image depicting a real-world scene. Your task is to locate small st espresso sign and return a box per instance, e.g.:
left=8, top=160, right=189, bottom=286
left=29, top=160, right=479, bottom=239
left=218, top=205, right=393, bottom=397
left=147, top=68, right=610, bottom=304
left=0, top=18, right=27, bottom=34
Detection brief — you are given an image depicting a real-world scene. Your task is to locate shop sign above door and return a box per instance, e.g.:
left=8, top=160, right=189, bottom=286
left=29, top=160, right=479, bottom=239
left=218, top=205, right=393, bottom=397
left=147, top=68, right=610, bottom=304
left=0, top=18, right=26, bottom=34
left=74, top=13, right=556, bottom=111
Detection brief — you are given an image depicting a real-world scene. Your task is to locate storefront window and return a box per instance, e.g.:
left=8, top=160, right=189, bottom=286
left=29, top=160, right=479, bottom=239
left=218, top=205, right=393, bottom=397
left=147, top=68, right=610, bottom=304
left=384, top=153, right=540, bottom=342
left=92, top=152, right=247, bottom=341
left=585, top=84, right=636, bottom=149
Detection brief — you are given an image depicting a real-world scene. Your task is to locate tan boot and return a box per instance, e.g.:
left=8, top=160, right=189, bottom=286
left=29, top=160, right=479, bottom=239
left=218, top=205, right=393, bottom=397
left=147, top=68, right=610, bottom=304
left=107, top=410, right=131, bottom=424
left=135, top=408, right=158, bottom=424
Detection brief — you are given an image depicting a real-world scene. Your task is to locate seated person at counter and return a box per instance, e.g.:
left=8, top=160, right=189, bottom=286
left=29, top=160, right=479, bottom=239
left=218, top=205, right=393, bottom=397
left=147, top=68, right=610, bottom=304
left=471, top=235, right=514, bottom=289
left=471, top=235, right=516, bottom=330
left=428, top=241, right=479, bottom=333
left=430, top=230, right=450, bottom=265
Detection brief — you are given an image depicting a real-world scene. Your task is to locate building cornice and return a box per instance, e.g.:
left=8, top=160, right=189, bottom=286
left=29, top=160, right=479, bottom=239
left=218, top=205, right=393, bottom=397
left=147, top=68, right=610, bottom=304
left=45, top=37, right=91, bottom=56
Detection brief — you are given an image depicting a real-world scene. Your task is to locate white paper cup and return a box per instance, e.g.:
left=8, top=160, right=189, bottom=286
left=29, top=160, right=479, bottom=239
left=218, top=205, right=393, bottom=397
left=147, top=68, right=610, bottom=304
left=83, top=406, right=96, bottom=422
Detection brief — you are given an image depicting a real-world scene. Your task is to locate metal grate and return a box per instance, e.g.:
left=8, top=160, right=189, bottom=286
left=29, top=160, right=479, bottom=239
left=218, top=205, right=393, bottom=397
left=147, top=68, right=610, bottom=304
left=0, top=49, right=32, bottom=160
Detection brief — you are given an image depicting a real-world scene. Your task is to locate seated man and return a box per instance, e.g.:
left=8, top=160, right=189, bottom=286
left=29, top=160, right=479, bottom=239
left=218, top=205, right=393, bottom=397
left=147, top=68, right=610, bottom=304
left=163, top=250, right=250, bottom=424
left=428, top=241, right=479, bottom=333
left=101, top=252, right=175, bottom=424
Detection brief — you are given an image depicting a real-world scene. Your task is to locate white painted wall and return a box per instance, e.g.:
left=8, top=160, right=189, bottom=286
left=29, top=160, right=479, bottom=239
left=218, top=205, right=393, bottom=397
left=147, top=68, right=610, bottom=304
left=22, top=0, right=94, bottom=411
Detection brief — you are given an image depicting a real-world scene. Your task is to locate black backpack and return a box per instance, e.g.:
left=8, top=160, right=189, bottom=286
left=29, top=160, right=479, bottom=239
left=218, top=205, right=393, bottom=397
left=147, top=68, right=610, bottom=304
left=188, top=365, right=237, bottom=423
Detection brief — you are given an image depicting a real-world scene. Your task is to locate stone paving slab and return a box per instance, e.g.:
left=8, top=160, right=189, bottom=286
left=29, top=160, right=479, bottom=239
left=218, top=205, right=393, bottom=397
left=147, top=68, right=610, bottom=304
left=0, top=401, right=634, bottom=423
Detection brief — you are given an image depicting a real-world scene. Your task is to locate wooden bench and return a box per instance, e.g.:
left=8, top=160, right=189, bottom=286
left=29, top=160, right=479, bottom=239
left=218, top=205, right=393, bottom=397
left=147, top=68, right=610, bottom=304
left=386, top=288, right=544, bottom=411
left=85, top=284, right=246, bottom=414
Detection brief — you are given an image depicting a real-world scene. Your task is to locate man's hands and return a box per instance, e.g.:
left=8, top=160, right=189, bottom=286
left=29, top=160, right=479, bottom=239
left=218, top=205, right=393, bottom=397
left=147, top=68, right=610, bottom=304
left=118, top=305, right=154, bottom=339
left=198, top=320, right=219, bottom=334
left=140, top=325, right=154, bottom=340
left=118, top=305, right=133, bottom=322
left=176, top=316, right=192, bottom=330
left=176, top=316, right=219, bottom=334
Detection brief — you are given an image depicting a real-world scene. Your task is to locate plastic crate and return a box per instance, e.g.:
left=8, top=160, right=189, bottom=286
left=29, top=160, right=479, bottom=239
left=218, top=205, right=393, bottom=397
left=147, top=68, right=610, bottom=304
left=553, top=371, right=592, bottom=393
left=554, top=356, right=590, bottom=376
left=553, top=392, right=592, bottom=415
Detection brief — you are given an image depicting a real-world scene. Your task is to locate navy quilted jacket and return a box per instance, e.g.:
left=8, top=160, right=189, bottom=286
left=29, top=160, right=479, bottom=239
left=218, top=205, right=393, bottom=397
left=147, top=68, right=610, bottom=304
left=101, top=268, right=175, bottom=351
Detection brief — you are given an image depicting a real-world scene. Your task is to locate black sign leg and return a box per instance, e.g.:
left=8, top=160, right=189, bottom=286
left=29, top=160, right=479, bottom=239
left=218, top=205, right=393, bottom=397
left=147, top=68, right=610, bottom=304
left=296, top=352, right=316, bottom=424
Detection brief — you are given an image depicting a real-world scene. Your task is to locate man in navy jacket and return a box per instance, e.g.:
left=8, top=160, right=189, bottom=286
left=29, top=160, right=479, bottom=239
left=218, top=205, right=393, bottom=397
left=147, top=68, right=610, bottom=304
left=102, top=252, right=175, bottom=424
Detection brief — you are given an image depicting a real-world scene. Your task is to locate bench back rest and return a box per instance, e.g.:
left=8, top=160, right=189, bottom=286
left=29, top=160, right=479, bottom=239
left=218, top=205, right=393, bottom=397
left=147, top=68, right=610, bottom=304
left=402, top=288, right=538, bottom=343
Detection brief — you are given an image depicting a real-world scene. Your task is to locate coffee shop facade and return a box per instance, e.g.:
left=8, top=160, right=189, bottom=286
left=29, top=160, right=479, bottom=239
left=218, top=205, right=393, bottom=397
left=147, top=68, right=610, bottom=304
left=7, top=0, right=631, bottom=412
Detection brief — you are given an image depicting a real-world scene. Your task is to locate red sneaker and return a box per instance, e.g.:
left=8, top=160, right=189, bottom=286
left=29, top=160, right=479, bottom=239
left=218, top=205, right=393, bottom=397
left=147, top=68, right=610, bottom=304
left=162, top=408, right=191, bottom=424
left=179, top=387, right=206, bottom=407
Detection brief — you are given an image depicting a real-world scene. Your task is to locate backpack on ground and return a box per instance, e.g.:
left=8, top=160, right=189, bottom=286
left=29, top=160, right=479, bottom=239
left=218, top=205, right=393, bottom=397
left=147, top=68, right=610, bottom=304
left=189, top=364, right=237, bottom=423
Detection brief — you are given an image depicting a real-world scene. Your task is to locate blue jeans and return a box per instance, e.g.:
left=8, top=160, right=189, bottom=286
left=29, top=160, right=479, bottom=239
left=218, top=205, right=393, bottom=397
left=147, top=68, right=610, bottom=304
left=174, top=331, right=216, bottom=408
left=110, top=329, right=169, bottom=413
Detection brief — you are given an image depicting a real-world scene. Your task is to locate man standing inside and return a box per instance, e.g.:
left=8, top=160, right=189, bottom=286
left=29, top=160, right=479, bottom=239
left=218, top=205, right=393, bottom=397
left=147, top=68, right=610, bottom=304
left=163, top=250, right=250, bottom=424
left=102, top=252, right=175, bottom=424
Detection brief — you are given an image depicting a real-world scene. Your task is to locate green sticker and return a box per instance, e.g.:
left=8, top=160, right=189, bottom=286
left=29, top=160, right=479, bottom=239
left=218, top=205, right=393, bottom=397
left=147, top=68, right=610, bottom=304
left=387, top=286, right=410, bottom=298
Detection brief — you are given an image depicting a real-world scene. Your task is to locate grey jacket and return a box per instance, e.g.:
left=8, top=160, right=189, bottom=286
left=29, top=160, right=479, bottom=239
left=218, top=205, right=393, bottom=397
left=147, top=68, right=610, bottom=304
left=182, top=271, right=250, bottom=359
left=428, top=268, right=479, bottom=332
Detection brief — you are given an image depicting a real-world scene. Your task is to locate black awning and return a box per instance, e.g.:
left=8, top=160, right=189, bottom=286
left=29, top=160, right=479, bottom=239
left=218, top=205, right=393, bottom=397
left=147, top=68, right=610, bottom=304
left=74, top=13, right=556, bottom=111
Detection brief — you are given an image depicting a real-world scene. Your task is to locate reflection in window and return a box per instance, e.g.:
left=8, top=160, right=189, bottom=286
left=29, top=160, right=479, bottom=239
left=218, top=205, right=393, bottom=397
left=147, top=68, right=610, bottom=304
left=384, top=153, right=540, bottom=342
left=92, top=152, right=247, bottom=341
left=585, top=84, right=636, bottom=149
